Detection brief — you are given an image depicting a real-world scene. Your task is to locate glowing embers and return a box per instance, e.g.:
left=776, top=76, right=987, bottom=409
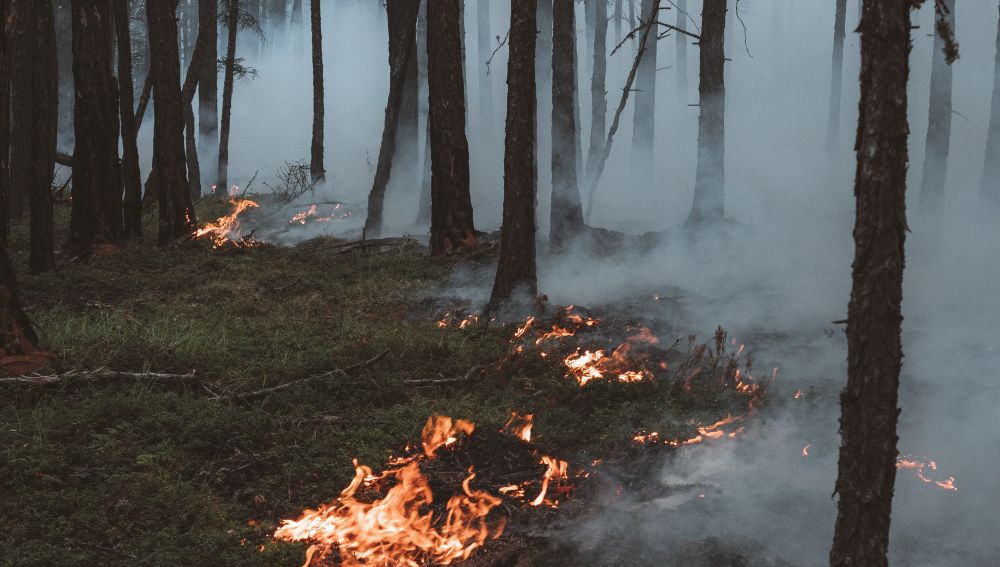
left=194, top=197, right=260, bottom=248
left=896, top=455, right=958, bottom=492
left=631, top=415, right=747, bottom=449
left=288, top=202, right=352, bottom=226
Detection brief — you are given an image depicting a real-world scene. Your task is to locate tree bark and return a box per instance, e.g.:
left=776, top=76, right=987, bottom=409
left=69, top=0, right=122, bottom=257
left=198, top=0, right=219, bottom=173
left=489, top=0, right=537, bottom=307
left=217, top=0, right=239, bottom=192
left=310, top=0, right=325, bottom=182
left=180, top=1, right=217, bottom=201
left=586, top=0, right=608, bottom=179
left=676, top=0, right=688, bottom=101
left=0, top=245, right=46, bottom=376
left=395, top=0, right=420, bottom=189
left=687, top=0, right=727, bottom=225
left=0, top=0, right=9, bottom=245
left=148, top=0, right=196, bottom=245
left=826, top=0, right=848, bottom=152
left=918, top=0, right=955, bottom=218
left=614, top=0, right=623, bottom=45
left=364, top=0, right=420, bottom=238
left=631, top=0, right=657, bottom=168
left=981, top=1, right=1000, bottom=208
left=8, top=0, right=57, bottom=271
left=476, top=0, right=497, bottom=152
left=116, top=0, right=143, bottom=241
left=416, top=1, right=432, bottom=226
left=829, top=1, right=913, bottom=565
left=427, top=0, right=475, bottom=255
left=551, top=0, right=584, bottom=247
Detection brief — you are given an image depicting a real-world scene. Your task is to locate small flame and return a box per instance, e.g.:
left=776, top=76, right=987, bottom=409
left=504, top=412, right=534, bottom=443
left=194, top=197, right=259, bottom=248
left=802, top=444, right=811, bottom=457
left=896, top=456, right=958, bottom=492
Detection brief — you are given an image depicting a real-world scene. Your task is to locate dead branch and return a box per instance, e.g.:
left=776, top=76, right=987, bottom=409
left=0, top=367, right=199, bottom=386
left=485, top=30, right=510, bottom=76
left=402, top=363, right=488, bottom=385
left=210, top=350, right=390, bottom=402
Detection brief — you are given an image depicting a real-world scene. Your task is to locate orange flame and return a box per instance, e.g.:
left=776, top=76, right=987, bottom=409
left=504, top=412, right=534, bottom=443
left=421, top=416, right=475, bottom=458
left=194, top=198, right=259, bottom=248
left=896, top=456, right=958, bottom=492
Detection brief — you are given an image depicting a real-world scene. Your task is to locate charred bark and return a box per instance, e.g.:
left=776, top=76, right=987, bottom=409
left=68, top=0, right=123, bottom=257
left=427, top=0, right=475, bottom=255
left=918, top=0, right=955, bottom=218
left=551, top=0, right=584, bottom=247
left=9, top=0, right=58, bottom=271
left=198, top=0, right=219, bottom=171
left=826, top=0, right=848, bottom=152
left=364, top=0, right=420, bottom=238
left=586, top=0, right=608, bottom=179
left=217, top=0, right=239, bottom=192
left=489, top=0, right=537, bottom=307
left=310, top=0, right=325, bottom=182
left=687, top=0, right=727, bottom=225
left=829, top=1, right=914, bottom=565
left=116, top=0, right=143, bottom=241
left=631, top=0, right=657, bottom=168
left=148, top=0, right=196, bottom=245
left=981, top=2, right=1000, bottom=208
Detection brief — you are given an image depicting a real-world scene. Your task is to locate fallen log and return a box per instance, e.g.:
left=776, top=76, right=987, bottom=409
left=0, top=367, right=198, bottom=386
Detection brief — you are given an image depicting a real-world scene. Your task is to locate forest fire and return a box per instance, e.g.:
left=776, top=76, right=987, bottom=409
left=194, top=197, right=260, bottom=248
left=896, top=456, right=958, bottom=492
left=288, top=203, right=353, bottom=225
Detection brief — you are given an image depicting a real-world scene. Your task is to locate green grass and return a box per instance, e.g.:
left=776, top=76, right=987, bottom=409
left=0, top=200, right=750, bottom=566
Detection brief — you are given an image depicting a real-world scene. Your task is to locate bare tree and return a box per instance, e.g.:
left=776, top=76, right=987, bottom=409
left=615, top=0, right=623, bottom=45
left=981, top=1, right=1000, bottom=208
left=116, top=0, right=143, bottom=241
left=918, top=0, right=956, bottom=218
left=68, top=0, right=122, bottom=257
left=8, top=0, right=57, bottom=271
left=830, top=1, right=918, bottom=565
left=427, top=0, right=476, bottom=255
left=687, top=0, right=727, bottom=225
left=489, top=0, right=537, bottom=307
left=310, top=0, right=325, bottom=182
left=0, top=0, right=9, bottom=245
left=416, top=1, right=432, bottom=226
left=551, top=0, right=585, bottom=247
left=826, top=0, right=848, bottom=152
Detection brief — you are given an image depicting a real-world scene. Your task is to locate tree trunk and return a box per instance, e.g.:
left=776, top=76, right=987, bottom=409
left=551, top=0, right=584, bottom=247
left=827, top=0, right=848, bottom=153
left=687, top=0, right=727, bottom=225
left=217, top=0, right=239, bottom=192
left=310, top=0, right=325, bottom=182
left=395, top=0, right=420, bottom=198
left=68, top=0, right=122, bottom=257
left=584, top=0, right=596, bottom=79
left=0, top=0, right=9, bottom=245
left=631, top=0, right=657, bottom=168
left=586, top=0, right=607, bottom=179
left=476, top=0, right=497, bottom=152
left=489, top=0, right=537, bottom=307
left=918, top=0, right=955, bottom=218
left=629, top=0, right=636, bottom=50
left=981, top=1, right=1000, bottom=208
left=427, top=0, right=475, bottom=255
left=364, top=0, right=420, bottom=238
left=148, top=0, right=196, bottom=245
left=416, top=1, right=432, bottom=226
left=198, top=0, right=219, bottom=174
left=676, top=0, right=688, bottom=101
left=180, top=2, right=217, bottom=201
left=8, top=0, right=57, bottom=271
left=536, top=0, right=553, bottom=157
left=829, top=1, right=913, bottom=565
left=116, top=0, right=143, bottom=241
left=614, top=0, right=623, bottom=45
left=0, top=245, right=46, bottom=376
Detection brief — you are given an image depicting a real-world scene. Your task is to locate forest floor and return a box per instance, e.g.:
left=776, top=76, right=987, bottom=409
left=1, top=198, right=765, bottom=566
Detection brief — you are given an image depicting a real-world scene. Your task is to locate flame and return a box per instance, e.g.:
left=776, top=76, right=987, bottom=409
left=289, top=203, right=352, bottom=225
left=802, top=444, right=811, bottom=457
left=530, top=455, right=570, bottom=508
left=421, top=416, right=475, bottom=458
left=896, top=456, right=958, bottom=492
left=504, top=412, right=534, bottom=443
left=194, top=197, right=259, bottom=248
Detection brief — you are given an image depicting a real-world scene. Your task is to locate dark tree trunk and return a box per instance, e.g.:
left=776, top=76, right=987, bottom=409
left=550, top=0, right=584, bottom=247
left=536, top=0, right=553, bottom=157
left=687, top=0, right=727, bottom=224
left=918, top=0, right=955, bottom=218
left=198, top=0, right=219, bottom=172
left=476, top=0, right=497, bottom=152
left=427, top=0, right=475, bottom=255
left=614, top=0, right=623, bottom=45
left=676, top=0, right=688, bottom=101
left=489, top=0, right=537, bottom=307
left=584, top=0, right=595, bottom=79
left=148, top=0, right=196, bottom=245
left=395, top=0, right=420, bottom=197
left=416, top=1, right=432, bottom=226
left=364, top=0, right=420, bottom=238
left=0, top=0, right=8, bottom=245
left=827, top=0, right=848, bottom=152
left=116, top=0, right=143, bottom=241
left=9, top=0, right=57, bottom=271
left=981, top=1, right=1000, bottom=208
left=829, top=1, right=913, bottom=565
left=217, top=0, right=239, bottom=192
left=0, top=245, right=46, bottom=375
left=586, top=0, right=607, bottom=179
left=180, top=2, right=217, bottom=201
left=310, top=0, right=325, bottom=182
left=631, top=0, right=657, bottom=166
left=69, top=0, right=122, bottom=257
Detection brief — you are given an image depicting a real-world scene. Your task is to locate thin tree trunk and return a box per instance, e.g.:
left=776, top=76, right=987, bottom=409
left=536, top=0, right=553, bottom=163
left=116, top=0, right=143, bottom=241
left=148, top=0, right=196, bottom=245
left=615, top=0, right=623, bottom=45
left=217, top=0, right=239, bottom=192
left=310, top=0, right=325, bottom=182
left=427, top=0, right=475, bottom=255
left=364, top=0, right=420, bottom=238
left=395, top=0, right=420, bottom=195
left=180, top=5, right=216, bottom=200
left=198, top=0, right=219, bottom=174
left=827, top=0, right=848, bottom=153
left=584, top=0, right=596, bottom=79
left=687, top=0, right=727, bottom=224
left=918, top=0, right=955, bottom=218
left=489, top=0, right=537, bottom=307
left=416, top=1, right=432, bottom=226
left=586, top=0, right=607, bottom=179
left=631, top=0, right=657, bottom=168
left=68, top=0, right=122, bottom=257
left=551, top=0, right=584, bottom=247
left=629, top=0, right=636, bottom=50
left=676, top=0, right=688, bottom=101
left=981, top=1, right=1000, bottom=208
left=476, top=0, right=497, bottom=152
left=829, top=1, right=913, bottom=565
left=9, top=0, right=57, bottom=271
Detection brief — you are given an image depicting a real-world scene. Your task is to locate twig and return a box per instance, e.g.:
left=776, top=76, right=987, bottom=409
left=210, top=350, right=390, bottom=402
left=402, top=363, right=488, bottom=385
left=485, top=30, right=510, bottom=76
left=0, top=367, right=199, bottom=386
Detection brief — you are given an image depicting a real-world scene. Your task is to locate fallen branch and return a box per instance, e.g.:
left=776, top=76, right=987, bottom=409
left=402, top=363, right=488, bottom=385
left=210, top=350, right=390, bottom=402
left=0, top=367, right=198, bottom=386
